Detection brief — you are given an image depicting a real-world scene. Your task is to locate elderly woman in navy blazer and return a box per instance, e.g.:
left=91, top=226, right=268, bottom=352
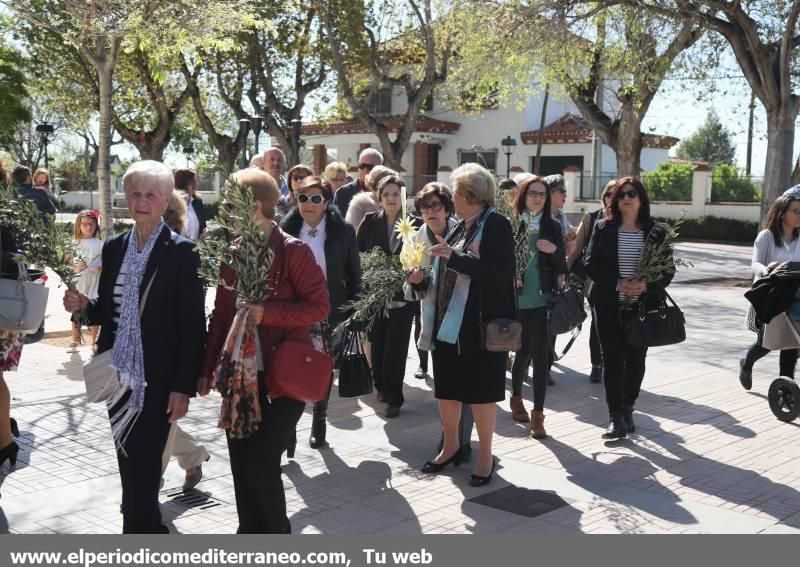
left=64, top=160, right=206, bottom=533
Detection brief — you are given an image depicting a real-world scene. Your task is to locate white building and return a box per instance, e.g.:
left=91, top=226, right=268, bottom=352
left=301, top=87, right=679, bottom=201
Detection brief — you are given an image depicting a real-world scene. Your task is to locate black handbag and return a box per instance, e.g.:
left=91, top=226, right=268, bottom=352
left=547, top=285, right=587, bottom=335
left=337, top=329, right=374, bottom=398
left=624, top=291, right=686, bottom=347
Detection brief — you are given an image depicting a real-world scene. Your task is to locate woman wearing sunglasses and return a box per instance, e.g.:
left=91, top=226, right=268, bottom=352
left=281, top=176, right=362, bottom=449
left=584, top=177, right=674, bottom=439
left=275, top=164, right=313, bottom=222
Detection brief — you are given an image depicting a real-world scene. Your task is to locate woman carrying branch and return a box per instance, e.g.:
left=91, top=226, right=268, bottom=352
left=199, top=169, right=329, bottom=534
left=584, top=177, right=674, bottom=439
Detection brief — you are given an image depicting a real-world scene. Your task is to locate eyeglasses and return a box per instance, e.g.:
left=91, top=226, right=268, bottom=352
left=358, top=163, right=376, bottom=171
left=297, top=194, right=325, bottom=205
left=419, top=200, right=444, bottom=212
left=526, top=190, right=547, bottom=199
left=619, top=189, right=639, bottom=200
left=551, top=188, right=567, bottom=195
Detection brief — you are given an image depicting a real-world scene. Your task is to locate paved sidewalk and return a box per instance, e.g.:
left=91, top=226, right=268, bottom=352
left=3, top=241, right=800, bottom=534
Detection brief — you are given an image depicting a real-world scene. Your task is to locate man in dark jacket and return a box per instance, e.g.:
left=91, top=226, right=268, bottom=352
left=333, top=148, right=383, bottom=219
left=12, top=166, right=57, bottom=215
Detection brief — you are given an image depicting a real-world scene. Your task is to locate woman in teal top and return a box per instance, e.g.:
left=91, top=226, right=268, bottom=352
left=509, top=175, right=566, bottom=439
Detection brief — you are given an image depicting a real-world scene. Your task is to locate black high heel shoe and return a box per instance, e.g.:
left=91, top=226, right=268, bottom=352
left=0, top=442, right=19, bottom=467
left=421, top=448, right=463, bottom=474
left=469, top=457, right=496, bottom=487
left=10, top=418, right=19, bottom=438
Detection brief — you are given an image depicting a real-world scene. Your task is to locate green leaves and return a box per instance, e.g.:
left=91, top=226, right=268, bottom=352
left=636, top=216, right=693, bottom=283
left=0, top=184, right=79, bottom=289
left=194, top=177, right=275, bottom=304
left=333, top=247, right=406, bottom=336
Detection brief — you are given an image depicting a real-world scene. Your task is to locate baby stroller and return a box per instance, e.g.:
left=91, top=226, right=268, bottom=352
left=761, top=313, right=800, bottom=422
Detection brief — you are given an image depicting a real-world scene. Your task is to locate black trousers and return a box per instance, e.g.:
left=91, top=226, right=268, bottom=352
left=511, top=306, right=550, bottom=411
left=744, top=326, right=799, bottom=377
left=413, top=303, right=429, bottom=372
left=113, top=390, right=172, bottom=534
left=370, top=303, right=415, bottom=408
left=589, top=312, right=602, bottom=366
left=594, top=302, right=648, bottom=414
left=227, top=381, right=305, bottom=534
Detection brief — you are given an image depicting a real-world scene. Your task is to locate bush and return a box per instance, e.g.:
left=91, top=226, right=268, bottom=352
left=643, top=162, right=693, bottom=201
left=711, top=163, right=760, bottom=202
left=657, top=215, right=758, bottom=243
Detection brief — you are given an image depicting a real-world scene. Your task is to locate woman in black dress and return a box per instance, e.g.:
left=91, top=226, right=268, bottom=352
left=425, top=163, right=516, bottom=486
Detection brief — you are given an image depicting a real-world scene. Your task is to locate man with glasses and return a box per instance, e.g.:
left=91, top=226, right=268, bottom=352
left=333, top=148, right=383, bottom=219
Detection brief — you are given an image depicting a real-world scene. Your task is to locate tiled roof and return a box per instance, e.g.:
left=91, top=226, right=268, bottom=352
left=302, top=115, right=460, bottom=136
left=520, top=113, right=679, bottom=149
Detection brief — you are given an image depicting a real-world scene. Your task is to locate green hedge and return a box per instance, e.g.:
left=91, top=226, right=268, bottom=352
left=644, top=162, right=693, bottom=201
left=657, top=215, right=758, bottom=243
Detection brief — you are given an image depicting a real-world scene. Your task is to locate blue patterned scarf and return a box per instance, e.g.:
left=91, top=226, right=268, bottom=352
left=109, top=221, right=164, bottom=452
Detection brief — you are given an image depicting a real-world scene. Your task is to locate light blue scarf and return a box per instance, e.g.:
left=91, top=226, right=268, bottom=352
left=434, top=209, right=493, bottom=346
left=109, top=221, right=164, bottom=452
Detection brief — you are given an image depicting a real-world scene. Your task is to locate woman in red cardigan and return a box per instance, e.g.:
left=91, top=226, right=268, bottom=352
left=198, top=169, right=329, bottom=534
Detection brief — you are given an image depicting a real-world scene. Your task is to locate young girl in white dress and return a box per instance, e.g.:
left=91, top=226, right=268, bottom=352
left=70, top=210, right=103, bottom=349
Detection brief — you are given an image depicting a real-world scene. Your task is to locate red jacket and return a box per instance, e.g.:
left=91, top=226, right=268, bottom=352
left=201, top=225, right=330, bottom=392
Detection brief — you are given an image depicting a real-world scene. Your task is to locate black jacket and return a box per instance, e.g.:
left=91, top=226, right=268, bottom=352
left=86, top=225, right=206, bottom=398
left=516, top=215, right=566, bottom=295
left=190, top=195, right=206, bottom=234
left=745, top=262, right=800, bottom=324
left=17, top=184, right=57, bottom=215
left=0, top=227, right=19, bottom=279
left=584, top=218, right=674, bottom=310
left=281, top=205, right=362, bottom=328
left=447, top=209, right=517, bottom=327
left=333, top=179, right=366, bottom=219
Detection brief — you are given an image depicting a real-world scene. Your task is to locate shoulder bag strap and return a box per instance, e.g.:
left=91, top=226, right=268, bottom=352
left=139, top=269, right=158, bottom=319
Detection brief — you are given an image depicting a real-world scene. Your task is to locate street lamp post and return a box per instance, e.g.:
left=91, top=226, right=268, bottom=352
left=501, top=135, right=517, bottom=179
left=183, top=144, right=195, bottom=168
left=239, top=118, right=251, bottom=169
left=36, top=122, right=55, bottom=170
left=251, top=117, right=263, bottom=156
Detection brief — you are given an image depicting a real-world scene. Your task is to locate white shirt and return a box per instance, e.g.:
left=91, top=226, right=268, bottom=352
left=185, top=196, right=200, bottom=241
left=299, top=216, right=327, bottom=279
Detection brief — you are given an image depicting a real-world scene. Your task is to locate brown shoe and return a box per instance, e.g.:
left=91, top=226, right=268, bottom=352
left=531, top=410, right=547, bottom=439
left=510, top=395, right=529, bottom=422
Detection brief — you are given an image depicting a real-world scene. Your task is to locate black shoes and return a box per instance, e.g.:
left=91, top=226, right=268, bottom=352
left=309, top=418, right=328, bottom=449
left=414, top=367, right=429, bottom=379
left=590, top=366, right=602, bottom=384
left=10, top=418, right=19, bottom=438
left=623, top=407, right=636, bottom=433
left=385, top=406, right=400, bottom=418
left=469, top=457, right=497, bottom=487
left=0, top=441, right=19, bottom=467
left=739, top=358, right=753, bottom=391
left=602, top=413, right=627, bottom=439
left=421, top=448, right=463, bottom=474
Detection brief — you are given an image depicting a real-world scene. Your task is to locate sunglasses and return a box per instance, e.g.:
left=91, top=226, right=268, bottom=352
left=619, top=189, right=639, bottom=200
left=298, top=194, right=326, bottom=205
left=358, top=163, right=376, bottom=171
left=419, top=201, right=444, bottom=212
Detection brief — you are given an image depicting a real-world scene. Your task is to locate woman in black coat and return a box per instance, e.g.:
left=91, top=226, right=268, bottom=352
left=357, top=174, right=421, bottom=418
left=64, top=161, right=206, bottom=533
left=425, top=163, right=516, bottom=487
left=281, top=176, right=361, bottom=447
left=584, top=177, right=674, bottom=440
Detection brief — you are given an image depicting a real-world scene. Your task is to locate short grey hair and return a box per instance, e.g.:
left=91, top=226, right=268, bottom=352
left=359, top=147, right=384, bottom=164
left=544, top=174, right=565, bottom=192
left=263, top=147, right=286, bottom=162
left=123, top=160, right=174, bottom=197
left=451, top=163, right=496, bottom=207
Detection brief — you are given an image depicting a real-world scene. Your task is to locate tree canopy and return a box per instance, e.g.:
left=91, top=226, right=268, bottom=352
left=676, top=111, right=736, bottom=165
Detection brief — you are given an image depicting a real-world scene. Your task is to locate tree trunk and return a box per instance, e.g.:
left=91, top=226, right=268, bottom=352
left=614, top=135, right=642, bottom=179
left=761, top=107, right=798, bottom=221
left=97, top=66, right=114, bottom=235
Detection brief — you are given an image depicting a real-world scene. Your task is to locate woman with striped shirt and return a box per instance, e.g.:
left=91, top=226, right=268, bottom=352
left=584, top=177, right=674, bottom=439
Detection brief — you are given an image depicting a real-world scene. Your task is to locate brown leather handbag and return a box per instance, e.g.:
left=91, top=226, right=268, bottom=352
left=480, top=318, right=522, bottom=352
